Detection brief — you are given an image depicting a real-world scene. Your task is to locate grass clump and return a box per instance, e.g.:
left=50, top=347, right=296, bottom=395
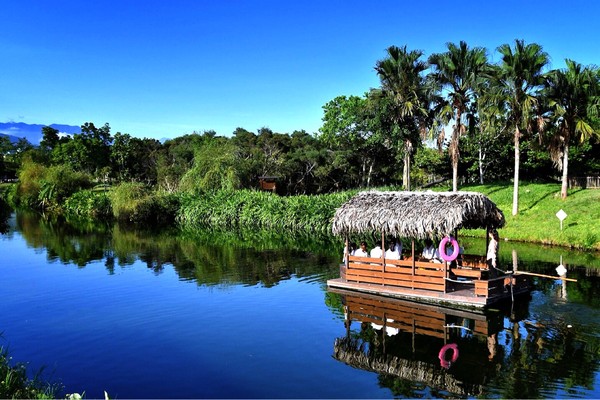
left=0, top=344, right=59, bottom=399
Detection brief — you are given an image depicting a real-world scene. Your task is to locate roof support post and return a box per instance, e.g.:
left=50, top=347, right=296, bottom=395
left=344, top=236, right=349, bottom=272
left=443, top=259, right=447, bottom=293
left=381, top=232, right=386, bottom=273
left=411, top=239, right=415, bottom=290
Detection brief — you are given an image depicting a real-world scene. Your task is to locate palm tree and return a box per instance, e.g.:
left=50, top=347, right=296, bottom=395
left=375, top=45, right=430, bottom=190
left=495, top=40, right=549, bottom=216
left=428, top=41, right=489, bottom=192
left=544, top=59, right=600, bottom=199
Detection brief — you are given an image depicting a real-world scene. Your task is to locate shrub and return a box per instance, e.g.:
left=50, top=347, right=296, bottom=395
left=110, top=182, right=180, bottom=226
left=15, top=159, right=45, bottom=208
left=64, top=190, right=112, bottom=220
left=15, top=161, right=91, bottom=211
left=130, top=193, right=180, bottom=226
left=37, top=165, right=91, bottom=211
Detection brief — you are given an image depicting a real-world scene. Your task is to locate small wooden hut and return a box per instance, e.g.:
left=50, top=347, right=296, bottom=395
left=258, top=176, right=278, bottom=193
left=327, top=190, right=529, bottom=309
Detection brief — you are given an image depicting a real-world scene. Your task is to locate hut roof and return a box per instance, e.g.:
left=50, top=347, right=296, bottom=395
left=331, top=190, right=505, bottom=238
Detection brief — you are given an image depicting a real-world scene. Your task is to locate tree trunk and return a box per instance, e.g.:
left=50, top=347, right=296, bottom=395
left=478, top=141, right=485, bottom=184
left=361, top=159, right=367, bottom=187
left=512, top=126, right=520, bottom=216
left=405, top=151, right=411, bottom=191
left=403, top=139, right=412, bottom=191
left=452, top=113, right=461, bottom=192
left=561, top=142, right=569, bottom=199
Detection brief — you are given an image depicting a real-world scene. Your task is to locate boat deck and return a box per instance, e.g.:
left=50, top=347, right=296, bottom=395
left=327, top=276, right=527, bottom=309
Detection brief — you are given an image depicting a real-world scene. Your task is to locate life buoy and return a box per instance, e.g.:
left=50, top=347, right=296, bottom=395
left=439, top=236, right=459, bottom=262
left=438, top=343, right=459, bottom=368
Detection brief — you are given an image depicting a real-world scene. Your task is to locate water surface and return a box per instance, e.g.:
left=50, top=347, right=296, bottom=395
left=1, top=210, right=600, bottom=398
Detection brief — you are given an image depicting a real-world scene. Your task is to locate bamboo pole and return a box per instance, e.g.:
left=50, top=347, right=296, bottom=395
left=513, top=271, right=577, bottom=282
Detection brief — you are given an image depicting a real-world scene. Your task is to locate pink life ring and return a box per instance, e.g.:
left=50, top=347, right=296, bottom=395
left=438, top=343, right=459, bottom=368
left=439, top=236, right=459, bottom=262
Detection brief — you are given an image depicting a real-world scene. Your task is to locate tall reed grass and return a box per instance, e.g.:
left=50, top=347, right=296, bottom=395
left=177, top=189, right=356, bottom=233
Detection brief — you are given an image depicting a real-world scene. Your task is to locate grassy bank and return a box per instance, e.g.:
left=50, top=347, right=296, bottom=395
left=455, top=182, right=600, bottom=250
left=2, top=181, right=599, bottom=251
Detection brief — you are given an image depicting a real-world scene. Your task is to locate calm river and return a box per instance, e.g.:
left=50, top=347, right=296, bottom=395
left=2, top=209, right=600, bottom=399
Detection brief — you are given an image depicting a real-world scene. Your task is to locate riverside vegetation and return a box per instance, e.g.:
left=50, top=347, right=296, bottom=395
left=1, top=180, right=599, bottom=251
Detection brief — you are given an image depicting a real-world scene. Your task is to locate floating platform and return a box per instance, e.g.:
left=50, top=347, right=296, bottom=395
left=327, top=256, right=530, bottom=311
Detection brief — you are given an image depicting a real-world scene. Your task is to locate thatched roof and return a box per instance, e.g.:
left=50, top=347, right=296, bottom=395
left=332, top=190, right=505, bottom=239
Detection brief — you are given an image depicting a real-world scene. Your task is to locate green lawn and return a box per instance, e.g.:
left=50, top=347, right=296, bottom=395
left=457, top=182, right=600, bottom=250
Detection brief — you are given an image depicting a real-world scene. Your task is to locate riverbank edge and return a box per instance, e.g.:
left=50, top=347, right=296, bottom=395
left=1, top=182, right=599, bottom=252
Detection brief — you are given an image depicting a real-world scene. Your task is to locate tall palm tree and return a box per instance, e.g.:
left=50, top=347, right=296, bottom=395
left=428, top=41, right=489, bottom=192
left=544, top=59, right=600, bottom=199
left=375, top=45, right=430, bottom=190
left=495, top=39, right=549, bottom=216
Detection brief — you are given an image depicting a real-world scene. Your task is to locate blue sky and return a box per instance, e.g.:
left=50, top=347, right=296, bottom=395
left=2, top=0, right=599, bottom=140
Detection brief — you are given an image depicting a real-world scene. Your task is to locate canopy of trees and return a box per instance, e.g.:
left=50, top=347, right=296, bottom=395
left=1, top=39, right=598, bottom=215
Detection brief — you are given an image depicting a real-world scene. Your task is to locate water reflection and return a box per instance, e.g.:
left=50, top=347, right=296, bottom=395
left=330, top=289, right=599, bottom=398
left=331, top=289, right=513, bottom=397
left=8, top=210, right=341, bottom=287
left=2, top=207, right=600, bottom=398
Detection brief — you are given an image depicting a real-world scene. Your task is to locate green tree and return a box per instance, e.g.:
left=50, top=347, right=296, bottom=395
left=494, top=39, right=549, bottom=215
left=179, top=137, right=242, bottom=193
left=40, top=126, right=60, bottom=152
left=111, top=133, right=161, bottom=184
left=544, top=59, right=600, bottom=198
left=319, top=95, right=384, bottom=188
left=157, top=133, right=206, bottom=192
left=0, top=136, right=12, bottom=179
left=375, top=45, right=430, bottom=190
left=428, top=41, right=489, bottom=191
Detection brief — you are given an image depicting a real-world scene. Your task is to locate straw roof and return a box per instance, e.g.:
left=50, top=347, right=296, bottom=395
left=332, top=190, right=505, bottom=239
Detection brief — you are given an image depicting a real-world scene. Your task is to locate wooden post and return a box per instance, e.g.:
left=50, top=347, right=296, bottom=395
left=381, top=232, right=386, bottom=273
left=443, top=258, right=447, bottom=293
left=344, top=236, right=349, bottom=269
left=411, top=239, right=415, bottom=289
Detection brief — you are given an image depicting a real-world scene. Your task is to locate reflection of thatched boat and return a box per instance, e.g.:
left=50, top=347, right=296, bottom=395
left=327, top=191, right=530, bottom=309
left=332, top=289, right=505, bottom=397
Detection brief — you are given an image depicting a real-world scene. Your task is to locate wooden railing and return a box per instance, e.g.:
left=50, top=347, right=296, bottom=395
left=568, top=176, right=600, bottom=189
left=344, top=255, right=447, bottom=292
left=342, top=254, right=495, bottom=295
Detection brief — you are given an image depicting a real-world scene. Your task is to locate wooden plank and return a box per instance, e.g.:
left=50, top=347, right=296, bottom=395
left=345, top=269, right=446, bottom=287
left=345, top=272, right=445, bottom=292
left=452, top=268, right=484, bottom=279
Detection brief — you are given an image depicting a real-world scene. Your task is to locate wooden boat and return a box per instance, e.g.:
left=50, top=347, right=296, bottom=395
left=331, top=288, right=517, bottom=397
left=327, top=191, right=530, bottom=310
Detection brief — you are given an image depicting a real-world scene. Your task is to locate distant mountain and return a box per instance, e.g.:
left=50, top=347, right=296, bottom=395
left=0, top=132, right=20, bottom=144
left=0, top=122, right=81, bottom=145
